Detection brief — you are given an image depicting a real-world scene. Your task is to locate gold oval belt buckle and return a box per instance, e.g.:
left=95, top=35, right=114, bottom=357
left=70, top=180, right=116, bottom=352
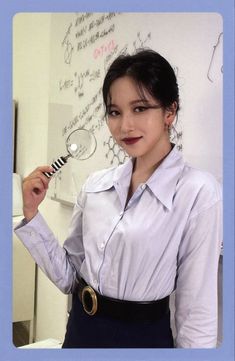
left=81, top=286, right=98, bottom=316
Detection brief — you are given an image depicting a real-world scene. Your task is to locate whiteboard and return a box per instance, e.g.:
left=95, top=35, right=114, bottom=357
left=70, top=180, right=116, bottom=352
left=47, top=12, right=223, bottom=205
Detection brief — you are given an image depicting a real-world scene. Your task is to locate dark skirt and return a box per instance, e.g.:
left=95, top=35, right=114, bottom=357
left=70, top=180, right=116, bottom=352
left=62, top=294, right=174, bottom=348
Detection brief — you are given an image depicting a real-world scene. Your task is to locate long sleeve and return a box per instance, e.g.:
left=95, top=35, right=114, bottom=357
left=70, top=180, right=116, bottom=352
left=14, top=194, right=85, bottom=294
left=174, top=200, right=222, bottom=348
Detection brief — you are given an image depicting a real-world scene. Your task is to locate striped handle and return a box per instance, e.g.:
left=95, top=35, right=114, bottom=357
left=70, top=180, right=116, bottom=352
left=43, top=156, right=68, bottom=178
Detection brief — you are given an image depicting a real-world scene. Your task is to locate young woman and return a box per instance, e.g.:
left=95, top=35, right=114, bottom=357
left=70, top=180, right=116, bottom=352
left=15, top=49, right=222, bottom=348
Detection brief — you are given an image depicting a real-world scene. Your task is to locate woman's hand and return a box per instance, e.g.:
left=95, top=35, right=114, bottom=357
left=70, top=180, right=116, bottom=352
left=22, top=166, right=54, bottom=221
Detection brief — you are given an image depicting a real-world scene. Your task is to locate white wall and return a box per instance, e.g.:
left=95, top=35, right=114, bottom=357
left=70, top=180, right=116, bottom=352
left=13, top=13, right=71, bottom=343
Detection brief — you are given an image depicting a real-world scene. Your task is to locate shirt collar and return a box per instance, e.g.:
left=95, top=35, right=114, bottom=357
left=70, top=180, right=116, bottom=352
left=85, top=145, right=185, bottom=210
left=146, top=146, right=185, bottom=210
left=113, top=145, right=185, bottom=210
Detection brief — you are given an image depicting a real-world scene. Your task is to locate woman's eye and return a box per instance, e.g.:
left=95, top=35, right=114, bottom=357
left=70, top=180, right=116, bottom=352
left=134, top=106, right=148, bottom=113
left=108, top=109, right=119, bottom=117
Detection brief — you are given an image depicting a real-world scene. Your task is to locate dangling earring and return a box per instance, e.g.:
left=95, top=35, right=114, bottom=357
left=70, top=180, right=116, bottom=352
left=165, top=123, right=170, bottom=132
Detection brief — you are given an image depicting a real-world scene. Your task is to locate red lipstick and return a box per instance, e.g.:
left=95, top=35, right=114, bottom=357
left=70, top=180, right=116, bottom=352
left=122, top=137, right=142, bottom=145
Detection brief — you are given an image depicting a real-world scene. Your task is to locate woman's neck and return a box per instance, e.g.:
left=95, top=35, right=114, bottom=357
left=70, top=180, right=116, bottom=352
left=133, top=142, right=173, bottom=179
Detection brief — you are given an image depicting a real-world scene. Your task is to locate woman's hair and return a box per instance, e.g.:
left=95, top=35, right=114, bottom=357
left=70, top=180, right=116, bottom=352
left=102, top=49, right=180, bottom=115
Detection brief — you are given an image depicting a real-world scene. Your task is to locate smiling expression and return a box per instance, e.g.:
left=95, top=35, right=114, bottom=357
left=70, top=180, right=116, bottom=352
left=106, top=76, right=176, bottom=162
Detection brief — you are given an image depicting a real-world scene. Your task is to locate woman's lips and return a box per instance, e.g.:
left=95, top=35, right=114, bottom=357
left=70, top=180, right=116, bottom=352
left=122, top=137, right=142, bottom=145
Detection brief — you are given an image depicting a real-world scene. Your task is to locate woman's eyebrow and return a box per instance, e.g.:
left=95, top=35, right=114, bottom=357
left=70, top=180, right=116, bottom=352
left=129, top=99, right=150, bottom=105
left=107, top=100, right=147, bottom=107
left=107, top=99, right=156, bottom=108
left=130, top=99, right=162, bottom=108
left=107, top=103, right=117, bottom=108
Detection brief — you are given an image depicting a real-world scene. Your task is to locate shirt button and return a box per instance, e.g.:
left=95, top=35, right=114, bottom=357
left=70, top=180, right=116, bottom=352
left=141, top=184, right=146, bottom=190
left=100, top=242, right=105, bottom=249
left=30, top=230, right=35, bottom=236
left=119, top=211, right=124, bottom=217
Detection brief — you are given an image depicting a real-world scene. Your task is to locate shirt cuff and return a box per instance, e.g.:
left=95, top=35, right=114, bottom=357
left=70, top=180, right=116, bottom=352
left=14, top=212, right=39, bottom=230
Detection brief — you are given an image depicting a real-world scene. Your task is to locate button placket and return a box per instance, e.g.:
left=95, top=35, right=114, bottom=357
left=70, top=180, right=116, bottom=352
left=97, top=210, right=125, bottom=289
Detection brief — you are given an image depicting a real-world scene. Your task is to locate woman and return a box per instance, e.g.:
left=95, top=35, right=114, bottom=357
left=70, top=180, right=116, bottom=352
left=15, top=49, right=222, bottom=348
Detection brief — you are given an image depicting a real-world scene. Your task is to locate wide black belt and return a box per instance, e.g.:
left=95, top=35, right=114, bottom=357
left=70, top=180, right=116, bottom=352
left=77, top=278, right=170, bottom=321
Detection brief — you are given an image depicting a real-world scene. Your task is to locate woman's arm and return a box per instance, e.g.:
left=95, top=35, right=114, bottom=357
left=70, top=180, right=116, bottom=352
left=174, top=200, right=222, bottom=348
left=14, top=187, right=86, bottom=294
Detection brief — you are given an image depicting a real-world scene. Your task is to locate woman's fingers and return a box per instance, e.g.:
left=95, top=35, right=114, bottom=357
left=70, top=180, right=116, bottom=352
left=25, top=166, right=54, bottom=187
left=22, top=165, right=54, bottom=221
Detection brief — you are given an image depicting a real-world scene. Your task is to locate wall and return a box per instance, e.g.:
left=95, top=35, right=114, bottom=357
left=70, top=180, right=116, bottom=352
left=13, top=13, right=70, bottom=342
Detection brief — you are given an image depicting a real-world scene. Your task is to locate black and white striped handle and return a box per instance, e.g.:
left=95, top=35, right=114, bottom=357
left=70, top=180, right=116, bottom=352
left=43, top=156, right=68, bottom=178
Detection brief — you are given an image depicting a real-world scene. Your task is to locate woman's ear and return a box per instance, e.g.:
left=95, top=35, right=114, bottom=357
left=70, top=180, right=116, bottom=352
left=164, top=102, right=177, bottom=126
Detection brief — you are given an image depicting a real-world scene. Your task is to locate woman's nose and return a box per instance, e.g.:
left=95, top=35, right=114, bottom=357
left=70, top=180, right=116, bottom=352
left=120, top=113, right=134, bottom=132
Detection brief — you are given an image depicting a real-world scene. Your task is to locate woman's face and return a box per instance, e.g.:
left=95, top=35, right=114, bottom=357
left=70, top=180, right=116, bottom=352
left=106, top=76, right=175, bottom=161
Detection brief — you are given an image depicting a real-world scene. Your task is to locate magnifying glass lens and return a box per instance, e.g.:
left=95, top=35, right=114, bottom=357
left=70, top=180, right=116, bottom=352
left=70, top=143, right=78, bottom=152
left=66, top=128, right=97, bottom=160
left=44, top=128, right=97, bottom=179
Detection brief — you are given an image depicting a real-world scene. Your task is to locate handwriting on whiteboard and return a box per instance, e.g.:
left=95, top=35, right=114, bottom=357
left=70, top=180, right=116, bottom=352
left=207, top=32, right=223, bottom=83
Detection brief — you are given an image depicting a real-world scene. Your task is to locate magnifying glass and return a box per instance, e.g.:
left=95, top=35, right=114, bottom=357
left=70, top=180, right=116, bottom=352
left=43, top=128, right=97, bottom=178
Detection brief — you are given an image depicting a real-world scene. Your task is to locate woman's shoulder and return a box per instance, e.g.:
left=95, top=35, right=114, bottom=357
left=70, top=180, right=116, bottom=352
left=84, top=157, right=133, bottom=192
left=183, top=163, right=221, bottom=185
left=179, top=162, right=222, bottom=204
left=83, top=163, right=121, bottom=192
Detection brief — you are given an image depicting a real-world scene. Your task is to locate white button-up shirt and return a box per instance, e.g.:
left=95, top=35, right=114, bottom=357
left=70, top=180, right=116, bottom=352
left=15, top=146, right=222, bottom=347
